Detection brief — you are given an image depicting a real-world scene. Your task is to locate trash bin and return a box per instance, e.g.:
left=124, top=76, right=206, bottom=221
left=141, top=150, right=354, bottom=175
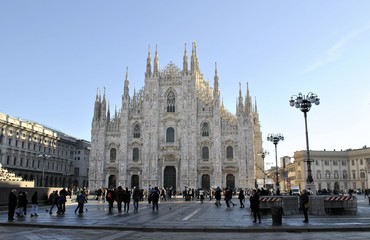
left=271, top=206, right=283, bottom=225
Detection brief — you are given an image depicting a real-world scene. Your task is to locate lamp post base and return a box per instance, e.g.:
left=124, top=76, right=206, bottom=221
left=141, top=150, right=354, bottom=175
left=305, top=182, right=316, bottom=195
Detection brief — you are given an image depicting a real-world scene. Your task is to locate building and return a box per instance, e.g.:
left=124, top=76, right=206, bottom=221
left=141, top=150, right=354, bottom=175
left=74, top=140, right=90, bottom=189
left=0, top=112, right=89, bottom=189
left=292, top=147, right=370, bottom=193
left=89, top=43, right=263, bottom=191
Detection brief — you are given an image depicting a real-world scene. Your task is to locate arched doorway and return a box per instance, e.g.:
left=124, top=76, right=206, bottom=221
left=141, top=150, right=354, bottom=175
left=226, top=174, right=235, bottom=189
left=131, top=175, right=139, bottom=188
left=202, top=174, right=210, bottom=190
left=108, top=175, right=116, bottom=188
left=164, top=166, right=176, bottom=190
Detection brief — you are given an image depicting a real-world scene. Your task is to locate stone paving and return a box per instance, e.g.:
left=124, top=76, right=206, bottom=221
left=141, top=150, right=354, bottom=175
left=0, top=195, right=370, bottom=239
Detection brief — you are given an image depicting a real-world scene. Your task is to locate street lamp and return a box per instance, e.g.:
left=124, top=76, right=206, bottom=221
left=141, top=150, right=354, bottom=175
left=289, top=92, right=320, bottom=188
left=267, top=133, right=284, bottom=195
left=38, top=154, right=51, bottom=187
left=258, top=150, right=269, bottom=188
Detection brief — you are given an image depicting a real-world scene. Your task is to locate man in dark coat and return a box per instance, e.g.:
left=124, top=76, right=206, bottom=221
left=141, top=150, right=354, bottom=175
left=250, top=189, right=261, bottom=223
left=8, top=189, right=17, bottom=221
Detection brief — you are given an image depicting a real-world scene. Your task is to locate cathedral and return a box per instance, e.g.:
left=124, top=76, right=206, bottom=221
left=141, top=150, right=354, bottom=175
left=89, top=43, right=263, bottom=192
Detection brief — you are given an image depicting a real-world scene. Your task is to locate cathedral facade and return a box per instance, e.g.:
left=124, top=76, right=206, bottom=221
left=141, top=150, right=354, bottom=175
left=89, top=43, right=263, bottom=191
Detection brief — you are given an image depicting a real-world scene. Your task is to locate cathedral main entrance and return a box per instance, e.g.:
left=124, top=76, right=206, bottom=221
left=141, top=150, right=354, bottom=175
left=108, top=175, right=116, bottom=188
left=202, top=174, right=210, bottom=190
left=164, top=166, right=176, bottom=190
left=131, top=175, right=139, bottom=188
left=226, top=174, right=235, bottom=189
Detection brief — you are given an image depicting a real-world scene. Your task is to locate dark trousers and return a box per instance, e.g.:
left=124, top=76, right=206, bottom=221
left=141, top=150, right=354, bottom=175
left=303, top=207, right=308, bottom=221
left=152, top=200, right=159, bottom=211
left=8, top=205, right=16, bottom=220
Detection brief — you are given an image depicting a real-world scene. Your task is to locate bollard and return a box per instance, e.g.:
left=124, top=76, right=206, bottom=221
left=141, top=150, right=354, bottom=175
left=271, top=206, right=283, bottom=225
left=368, top=196, right=370, bottom=206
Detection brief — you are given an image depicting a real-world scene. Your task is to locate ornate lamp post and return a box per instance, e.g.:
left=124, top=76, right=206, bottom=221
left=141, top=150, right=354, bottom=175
left=258, top=150, right=269, bottom=188
left=267, top=134, right=284, bottom=195
left=289, top=92, right=320, bottom=189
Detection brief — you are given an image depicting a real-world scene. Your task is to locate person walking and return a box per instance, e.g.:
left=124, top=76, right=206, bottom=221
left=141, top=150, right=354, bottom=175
left=300, top=189, right=309, bottom=223
left=106, top=187, right=116, bottom=214
left=115, top=186, right=124, bottom=213
left=49, top=191, right=59, bottom=214
left=214, top=187, right=222, bottom=207
left=199, top=188, right=205, bottom=203
left=250, top=189, right=261, bottom=223
left=123, top=187, right=131, bottom=213
left=8, top=189, right=17, bottom=221
left=132, top=186, right=140, bottom=213
left=59, top=188, right=68, bottom=213
left=238, top=189, right=245, bottom=208
left=30, top=191, right=39, bottom=217
left=75, top=191, right=87, bottom=214
left=224, top=187, right=231, bottom=208
left=151, top=187, right=160, bottom=212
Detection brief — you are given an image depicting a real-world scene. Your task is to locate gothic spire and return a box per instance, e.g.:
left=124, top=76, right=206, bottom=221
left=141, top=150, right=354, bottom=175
left=191, top=42, right=197, bottom=74
left=123, top=66, right=129, bottom=99
left=107, top=100, right=110, bottom=122
left=101, top=87, right=107, bottom=119
left=183, top=43, right=188, bottom=75
left=153, top=45, right=159, bottom=76
left=245, top=82, right=252, bottom=114
left=146, top=45, right=152, bottom=77
left=213, top=62, right=219, bottom=96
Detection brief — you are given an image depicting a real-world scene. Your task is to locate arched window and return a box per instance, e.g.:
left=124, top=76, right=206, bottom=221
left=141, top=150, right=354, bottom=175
left=325, top=170, right=331, bottom=179
left=133, top=148, right=139, bottom=162
left=166, top=127, right=175, bottom=143
left=360, top=170, right=366, bottom=179
left=201, top=122, right=209, bottom=136
left=226, top=146, right=233, bottom=159
left=133, top=124, right=141, bottom=138
left=316, top=170, right=321, bottom=179
left=110, top=148, right=116, bottom=162
left=343, top=170, right=347, bottom=179
left=202, top=146, right=209, bottom=160
left=334, top=170, right=339, bottom=179
left=167, top=91, right=176, bottom=112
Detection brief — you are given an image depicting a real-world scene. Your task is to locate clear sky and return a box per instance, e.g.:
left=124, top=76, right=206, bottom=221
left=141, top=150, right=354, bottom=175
left=1, top=1, right=370, bottom=168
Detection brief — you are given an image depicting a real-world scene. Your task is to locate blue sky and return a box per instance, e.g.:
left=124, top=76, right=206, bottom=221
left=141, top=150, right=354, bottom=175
left=1, top=1, right=370, bottom=168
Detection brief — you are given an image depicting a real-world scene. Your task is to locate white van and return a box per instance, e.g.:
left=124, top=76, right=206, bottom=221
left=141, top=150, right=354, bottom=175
left=291, top=186, right=300, bottom=195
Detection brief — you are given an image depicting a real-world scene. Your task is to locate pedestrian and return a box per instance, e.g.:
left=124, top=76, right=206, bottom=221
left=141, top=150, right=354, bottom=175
left=250, top=189, right=261, bottom=223
left=229, top=188, right=237, bottom=207
left=151, top=187, right=160, bottom=212
left=8, top=189, right=17, bottom=221
left=49, top=191, right=59, bottom=214
left=59, top=188, right=68, bottom=213
left=123, top=187, right=131, bottom=213
left=57, top=193, right=66, bottom=215
left=132, top=186, right=140, bottom=213
left=96, top=188, right=102, bottom=202
left=115, top=186, right=124, bottom=213
left=214, top=187, right=222, bottom=206
left=224, top=187, right=231, bottom=208
left=75, top=191, right=87, bottom=214
left=199, top=188, right=205, bottom=203
left=106, top=187, right=116, bottom=214
left=30, top=191, right=39, bottom=217
left=300, top=189, right=309, bottom=223
left=238, top=189, right=245, bottom=208
left=16, top=191, right=27, bottom=217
